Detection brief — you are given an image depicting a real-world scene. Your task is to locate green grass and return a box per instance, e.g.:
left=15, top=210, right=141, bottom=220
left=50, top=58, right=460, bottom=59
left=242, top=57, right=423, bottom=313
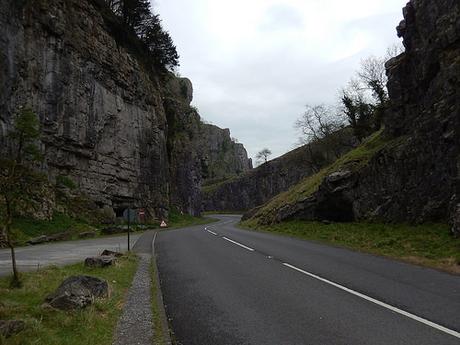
left=241, top=220, right=460, bottom=274
left=12, top=213, right=96, bottom=245
left=167, top=211, right=217, bottom=228
left=0, top=254, right=139, bottom=345
left=150, top=261, right=166, bottom=345
left=250, top=130, right=403, bottom=224
left=11, top=211, right=215, bottom=247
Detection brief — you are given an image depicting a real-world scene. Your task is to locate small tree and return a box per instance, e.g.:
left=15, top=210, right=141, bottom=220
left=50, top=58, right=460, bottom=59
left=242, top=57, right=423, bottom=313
left=0, top=108, right=44, bottom=287
left=256, top=148, right=272, bottom=165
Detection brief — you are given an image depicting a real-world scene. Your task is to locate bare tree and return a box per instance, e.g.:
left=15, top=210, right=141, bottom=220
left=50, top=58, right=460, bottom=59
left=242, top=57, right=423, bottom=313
left=256, top=148, right=272, bottom=165
left=295, top=104, right=344, bottom=144
left=295, top=104, right=347, bottom=171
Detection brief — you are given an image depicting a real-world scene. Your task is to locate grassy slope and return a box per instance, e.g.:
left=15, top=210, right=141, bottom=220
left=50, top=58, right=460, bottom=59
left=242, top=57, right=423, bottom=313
left=249, top=129, right=400, bottom=223
left=241, top=220, right=460, bottom=274
left=167, top=212, right=217, bottom=229
left=12, top=213, right=97, bottom=244
left=0, top=255, right=139, bottom=345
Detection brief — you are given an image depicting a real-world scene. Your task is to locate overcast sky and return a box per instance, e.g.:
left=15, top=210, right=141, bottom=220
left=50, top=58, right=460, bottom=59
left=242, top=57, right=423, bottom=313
left=153, top=0, right=407, bottom=162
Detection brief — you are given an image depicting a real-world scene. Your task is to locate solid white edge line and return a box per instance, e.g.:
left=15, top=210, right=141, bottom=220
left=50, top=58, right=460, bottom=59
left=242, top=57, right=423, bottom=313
left=206, top=229, right=218, bottom=236
left=282, top=263, right=460, bottom=339
left=222, top=237, right=255, bottom=252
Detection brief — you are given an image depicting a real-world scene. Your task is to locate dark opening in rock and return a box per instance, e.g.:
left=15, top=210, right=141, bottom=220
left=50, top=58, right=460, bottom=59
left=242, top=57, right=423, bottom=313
left=316, top=196, right=354, bottom=222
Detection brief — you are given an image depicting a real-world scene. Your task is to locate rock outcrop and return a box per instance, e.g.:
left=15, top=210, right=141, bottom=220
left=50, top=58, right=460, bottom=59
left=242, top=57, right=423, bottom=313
left=0, top=0, right=252, bottom=219
left=247, top=0, right=460, bottom=234
left=45, top=275, right=109, bottom=310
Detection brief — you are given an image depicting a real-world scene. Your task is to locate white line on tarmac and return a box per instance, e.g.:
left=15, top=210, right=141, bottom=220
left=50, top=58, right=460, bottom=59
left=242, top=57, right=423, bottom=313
left=282, top=263, right=460, bottom=339
left=206, top=229, right=218, bottom=236
left=222, top=237, right=255, bottom=252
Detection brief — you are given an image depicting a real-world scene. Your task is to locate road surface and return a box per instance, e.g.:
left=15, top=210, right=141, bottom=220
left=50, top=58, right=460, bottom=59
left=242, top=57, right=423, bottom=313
left=156, top=215, right=460, bottom=345
left=0, top=233, right=142, bottom=276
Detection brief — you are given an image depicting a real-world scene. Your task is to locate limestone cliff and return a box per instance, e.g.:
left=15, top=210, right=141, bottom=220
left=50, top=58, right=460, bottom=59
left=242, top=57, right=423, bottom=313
left=247, top=0, right=460, bottom=236
left=203, top=129, right=355, bottom=212
left=0, top=0, right=251, bottom=219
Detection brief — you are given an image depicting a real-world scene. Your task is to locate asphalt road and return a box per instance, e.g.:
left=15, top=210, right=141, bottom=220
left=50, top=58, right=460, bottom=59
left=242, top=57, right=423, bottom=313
left=156, top=215, right=460, bottom=345
left=0, top=233, right=142, bottom=276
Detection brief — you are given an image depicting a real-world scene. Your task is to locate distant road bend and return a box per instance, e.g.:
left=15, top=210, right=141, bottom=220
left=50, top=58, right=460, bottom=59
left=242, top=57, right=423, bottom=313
left=155, top=215, right=460, bottom=345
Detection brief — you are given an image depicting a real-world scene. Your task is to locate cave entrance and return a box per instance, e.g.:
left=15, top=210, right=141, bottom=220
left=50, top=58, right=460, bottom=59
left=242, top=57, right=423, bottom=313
left=316, top=196, right=355, bottom=222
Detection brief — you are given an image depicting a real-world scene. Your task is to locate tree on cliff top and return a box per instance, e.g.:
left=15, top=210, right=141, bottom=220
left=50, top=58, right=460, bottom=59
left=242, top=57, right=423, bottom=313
left=104, top=0, right=179, bottom=71
left=256, top=148, right=272, bottom=165
left=0, top=108, right=45, bottom=287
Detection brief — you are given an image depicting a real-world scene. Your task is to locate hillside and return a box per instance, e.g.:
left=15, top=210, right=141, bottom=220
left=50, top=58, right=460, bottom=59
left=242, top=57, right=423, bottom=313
left=245, top=0, right=460, bottom=237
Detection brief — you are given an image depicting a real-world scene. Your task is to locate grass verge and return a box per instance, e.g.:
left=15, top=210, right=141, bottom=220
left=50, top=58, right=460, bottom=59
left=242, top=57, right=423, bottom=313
left=167, top=212, right=217, bottom=229
left=0, top=254, right=139, bottom=345
left=241, top=220, right=460, bottom=274
left=150, top=259, right=167, bottom=345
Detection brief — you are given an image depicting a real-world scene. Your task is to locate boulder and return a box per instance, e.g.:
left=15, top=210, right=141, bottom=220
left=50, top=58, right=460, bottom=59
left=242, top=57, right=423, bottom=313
left=47, top=232, right=72, bottom=242
left=45, top=275, right=109, bottom=310
left=78, top=231, right=97, bottom=239
left=84, top=255, right=116, bottom=268
left=100, top=249, right=123, bottom=257
left=0, top=320, right=25, bottom=338
left=27, top=235, right=49, bottom=245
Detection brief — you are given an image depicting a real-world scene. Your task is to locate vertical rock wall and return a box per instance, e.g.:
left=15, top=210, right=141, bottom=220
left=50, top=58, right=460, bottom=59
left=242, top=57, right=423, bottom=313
left=0, top=0, right=253, bottom=218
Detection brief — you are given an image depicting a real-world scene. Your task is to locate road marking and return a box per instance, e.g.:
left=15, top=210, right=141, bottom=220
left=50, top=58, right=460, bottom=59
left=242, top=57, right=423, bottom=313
left=282, top=263, right=460, bottom=339
left=222, top=237, right=255, bottom=252
left=206, top=229, right=218, bottom=236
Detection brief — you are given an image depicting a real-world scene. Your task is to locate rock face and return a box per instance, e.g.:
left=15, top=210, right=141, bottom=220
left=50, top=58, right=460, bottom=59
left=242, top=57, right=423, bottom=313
left=203, top=129, right=355, bottom=212
left=201, top=125, right=252, bottom=180
left=45, top=275, right=109, bottom=310
left=164, top=77, right=252, bottom=215
left=203, top=146, right=319, bottom=211
left=248, top=0, right=460, bottom=231
left=0, top=0, right=252, bottom=218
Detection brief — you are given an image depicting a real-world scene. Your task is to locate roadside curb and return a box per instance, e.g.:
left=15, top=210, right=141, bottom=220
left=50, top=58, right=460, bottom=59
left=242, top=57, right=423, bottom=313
left=152, top=231, right=173, bottom=345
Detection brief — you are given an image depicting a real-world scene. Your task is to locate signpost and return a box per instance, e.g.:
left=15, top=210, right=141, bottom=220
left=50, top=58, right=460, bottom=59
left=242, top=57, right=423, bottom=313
left=139, top=208, right=145, bottom=223
left=123, top=208, right=137, bottom=252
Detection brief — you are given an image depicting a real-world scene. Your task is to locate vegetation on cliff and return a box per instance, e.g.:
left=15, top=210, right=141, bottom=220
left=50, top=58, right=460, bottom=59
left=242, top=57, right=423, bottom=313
left=100, top=0, right=179, bottom=71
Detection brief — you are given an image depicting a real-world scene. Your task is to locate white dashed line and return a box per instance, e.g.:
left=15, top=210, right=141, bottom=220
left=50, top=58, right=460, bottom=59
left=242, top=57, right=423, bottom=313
left=206, top=229, right=218, bottom=236
left=282, top=263, right=460, bottom=339
left=222, top=237, right=255, bottom=252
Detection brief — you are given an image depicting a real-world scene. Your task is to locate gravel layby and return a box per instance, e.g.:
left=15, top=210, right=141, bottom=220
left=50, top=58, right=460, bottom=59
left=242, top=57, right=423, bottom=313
left=114, top=230, right=170, bottom=345
left=113, top=253, right=154, bottom=345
